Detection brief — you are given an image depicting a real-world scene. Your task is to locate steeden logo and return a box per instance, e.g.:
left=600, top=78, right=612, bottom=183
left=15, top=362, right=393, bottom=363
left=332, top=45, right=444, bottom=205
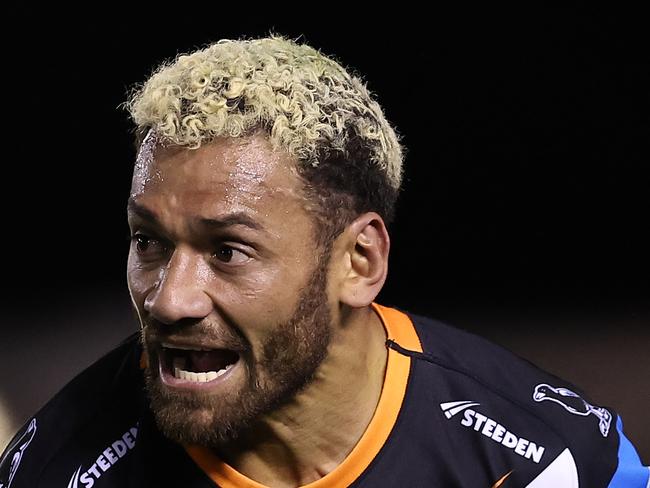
left=67, top=425, right=138, bottom=488
left=440, top=401, right=545, bottom=464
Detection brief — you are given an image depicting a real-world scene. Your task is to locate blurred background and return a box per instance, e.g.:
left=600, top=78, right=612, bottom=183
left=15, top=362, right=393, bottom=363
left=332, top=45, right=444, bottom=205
left=1, top=7, right=648, bottom=462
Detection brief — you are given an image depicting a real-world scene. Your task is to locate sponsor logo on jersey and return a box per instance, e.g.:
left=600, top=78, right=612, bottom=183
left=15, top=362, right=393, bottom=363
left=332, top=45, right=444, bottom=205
left=67, top=425, right=138, bottom=488
left=440, top=401, right=545, bottom=464
left=0, top=418, right=37, bottom=488
left=533, top=383, right=612, bottom=437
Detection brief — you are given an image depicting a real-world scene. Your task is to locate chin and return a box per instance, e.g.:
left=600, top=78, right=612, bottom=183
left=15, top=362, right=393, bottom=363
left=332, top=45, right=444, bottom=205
left=144, top=370, right=252, bottom=447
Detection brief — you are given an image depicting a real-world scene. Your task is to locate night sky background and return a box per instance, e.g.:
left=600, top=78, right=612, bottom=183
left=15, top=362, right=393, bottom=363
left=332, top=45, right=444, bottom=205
left=2, top=7, right=648, bottom=461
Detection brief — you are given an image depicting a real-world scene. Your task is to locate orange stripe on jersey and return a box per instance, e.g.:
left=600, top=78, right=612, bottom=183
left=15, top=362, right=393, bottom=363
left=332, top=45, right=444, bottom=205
left=184, top=303, right=422, bottom=488
left=372, top=303, right=422, bottom=353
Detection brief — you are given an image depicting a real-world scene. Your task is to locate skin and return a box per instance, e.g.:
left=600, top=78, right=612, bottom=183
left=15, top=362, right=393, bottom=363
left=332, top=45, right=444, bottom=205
left=126, top=131, right=391, bottom=487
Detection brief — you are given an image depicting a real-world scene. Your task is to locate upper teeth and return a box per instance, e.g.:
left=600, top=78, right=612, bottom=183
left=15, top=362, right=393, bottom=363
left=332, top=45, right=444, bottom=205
left=171, top=356, right=233, bottom=383
left=162, top=343, right=211, bottom=351
left=174, top=365, right=233, bottom=382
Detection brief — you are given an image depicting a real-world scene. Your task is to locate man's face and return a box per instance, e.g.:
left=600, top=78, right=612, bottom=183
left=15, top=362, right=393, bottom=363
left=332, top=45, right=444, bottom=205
left=126, top=132, right=333, bottom=447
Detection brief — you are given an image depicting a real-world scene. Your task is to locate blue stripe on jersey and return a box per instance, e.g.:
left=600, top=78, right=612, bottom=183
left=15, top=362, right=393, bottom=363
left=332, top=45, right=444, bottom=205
left=607, top=417, right=649, bottom=488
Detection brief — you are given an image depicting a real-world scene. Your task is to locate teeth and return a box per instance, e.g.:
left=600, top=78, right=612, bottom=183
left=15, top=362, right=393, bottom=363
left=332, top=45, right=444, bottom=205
left=173, top=364, right=233, bottom=382
left=216, top=366, right=231, bottom=378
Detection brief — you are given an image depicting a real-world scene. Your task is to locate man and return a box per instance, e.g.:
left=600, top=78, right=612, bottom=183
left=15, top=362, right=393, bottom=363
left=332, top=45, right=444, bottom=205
left=1, top=36, right=647, bottom=487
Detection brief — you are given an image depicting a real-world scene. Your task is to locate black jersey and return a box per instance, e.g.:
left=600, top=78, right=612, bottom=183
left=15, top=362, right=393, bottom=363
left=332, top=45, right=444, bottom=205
left=2, top=305, right=647, bottom=487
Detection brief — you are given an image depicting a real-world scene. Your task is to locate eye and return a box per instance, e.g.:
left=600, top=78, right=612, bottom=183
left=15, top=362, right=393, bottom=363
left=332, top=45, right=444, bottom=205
left=132, top=233, right=167, bottom=257
left=134, top=234, right=150, bottom=253
left=213, top=244, right=250, bottom=265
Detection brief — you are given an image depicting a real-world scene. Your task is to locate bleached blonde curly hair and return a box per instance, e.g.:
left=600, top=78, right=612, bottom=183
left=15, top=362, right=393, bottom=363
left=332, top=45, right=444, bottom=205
left=127, top=36, right=404, bottom=244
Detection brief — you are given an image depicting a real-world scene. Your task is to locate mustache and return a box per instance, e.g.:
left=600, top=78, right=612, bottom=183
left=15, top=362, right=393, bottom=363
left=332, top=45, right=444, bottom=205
left=141, top=318, right=249, bottom=352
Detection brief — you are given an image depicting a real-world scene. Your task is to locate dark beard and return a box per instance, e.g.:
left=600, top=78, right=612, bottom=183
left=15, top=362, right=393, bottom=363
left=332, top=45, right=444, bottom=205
left=142, top=256, right=332, bottom=448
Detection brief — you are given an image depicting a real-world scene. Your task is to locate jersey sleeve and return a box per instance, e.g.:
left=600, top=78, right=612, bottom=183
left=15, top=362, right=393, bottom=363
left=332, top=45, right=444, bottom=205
left=406, top=312, right=649, bottom=488
left=601, top=417, right=649, bottom=488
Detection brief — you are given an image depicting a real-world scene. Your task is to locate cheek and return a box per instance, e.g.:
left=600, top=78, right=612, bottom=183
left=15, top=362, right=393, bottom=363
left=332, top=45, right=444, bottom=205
left=250, top=268, right=313, bottom=319
left=213, top=270, right=306, bottom=342
left=222, top=257, right=307, bottom=302
left=126, top=253, right=157, bottom=304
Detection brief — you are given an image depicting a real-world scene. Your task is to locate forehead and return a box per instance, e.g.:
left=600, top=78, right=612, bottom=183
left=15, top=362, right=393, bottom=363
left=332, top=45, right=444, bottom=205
left=130, top=132, right=306, bottom=217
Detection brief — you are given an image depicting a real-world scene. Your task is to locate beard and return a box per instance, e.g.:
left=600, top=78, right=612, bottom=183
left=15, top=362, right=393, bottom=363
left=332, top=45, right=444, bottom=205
left=141, top=257, right=332, bottom=448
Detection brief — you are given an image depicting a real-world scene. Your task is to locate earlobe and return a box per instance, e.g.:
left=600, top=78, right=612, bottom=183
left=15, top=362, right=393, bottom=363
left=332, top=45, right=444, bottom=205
left=340, top=213, right=390, bottom=308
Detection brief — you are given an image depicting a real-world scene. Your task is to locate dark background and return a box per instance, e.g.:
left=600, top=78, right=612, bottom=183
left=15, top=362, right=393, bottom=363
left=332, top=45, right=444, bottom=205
left=1, top=7, right=648, bottom=462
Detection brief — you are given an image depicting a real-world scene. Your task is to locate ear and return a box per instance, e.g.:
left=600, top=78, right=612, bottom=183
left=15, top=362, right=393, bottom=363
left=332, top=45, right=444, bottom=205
left=337, top=212, right=390, bottom=308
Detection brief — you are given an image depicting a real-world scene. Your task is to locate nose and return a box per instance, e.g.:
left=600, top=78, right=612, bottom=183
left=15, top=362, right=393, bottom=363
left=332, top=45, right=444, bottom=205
left=144, top=248, right=212, bottom=325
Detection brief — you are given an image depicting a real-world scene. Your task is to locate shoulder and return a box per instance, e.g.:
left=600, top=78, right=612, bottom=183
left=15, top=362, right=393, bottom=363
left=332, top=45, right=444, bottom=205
left=393, top=310, right=649, bottom=487
left=0, top=333, right=144, bottom=488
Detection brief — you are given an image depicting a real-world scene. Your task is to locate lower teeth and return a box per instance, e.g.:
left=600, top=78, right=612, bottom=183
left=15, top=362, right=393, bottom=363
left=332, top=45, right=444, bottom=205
left=173, top=365, right=232, bottom=382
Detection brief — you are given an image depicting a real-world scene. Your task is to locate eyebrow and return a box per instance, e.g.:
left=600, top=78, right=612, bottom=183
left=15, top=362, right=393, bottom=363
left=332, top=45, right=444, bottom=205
left=198, top=215, right=264, bottom=232
left=127, top=197, right=158, bottom=222
left=127, top=197, right=265, bottom=232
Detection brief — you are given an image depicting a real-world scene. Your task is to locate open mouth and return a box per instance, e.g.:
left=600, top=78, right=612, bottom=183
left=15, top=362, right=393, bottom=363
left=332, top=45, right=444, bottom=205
left=160, top=343, right=240, bottom=384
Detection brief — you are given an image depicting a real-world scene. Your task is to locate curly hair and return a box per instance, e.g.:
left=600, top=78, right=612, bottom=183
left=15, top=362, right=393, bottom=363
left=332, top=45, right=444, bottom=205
left=127, top=36, right=404, bottom=246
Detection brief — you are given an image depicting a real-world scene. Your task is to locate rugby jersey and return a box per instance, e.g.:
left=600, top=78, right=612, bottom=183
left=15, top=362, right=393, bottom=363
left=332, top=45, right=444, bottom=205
left=2, top=304, right=648, bottom=487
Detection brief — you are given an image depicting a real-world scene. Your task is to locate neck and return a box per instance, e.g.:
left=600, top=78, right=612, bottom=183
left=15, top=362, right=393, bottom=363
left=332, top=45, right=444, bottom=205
left=216, top=305, right=388, bottom=487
